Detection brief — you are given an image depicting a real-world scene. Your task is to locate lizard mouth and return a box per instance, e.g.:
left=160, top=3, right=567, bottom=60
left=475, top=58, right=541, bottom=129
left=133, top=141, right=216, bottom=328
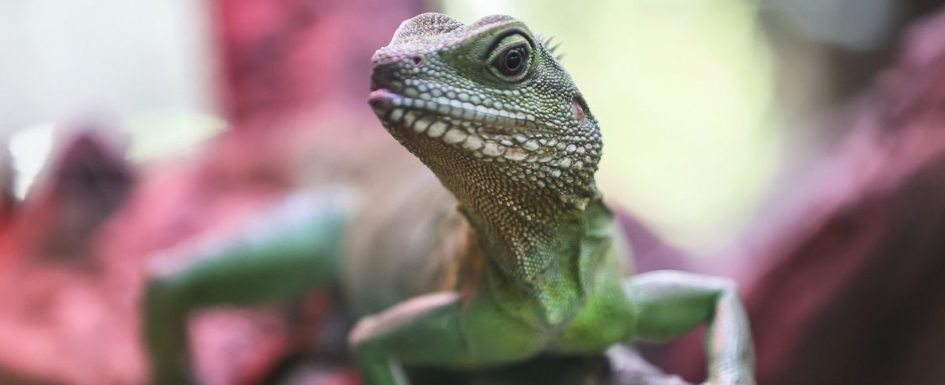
left=366, top=88, right=400, bottom=111
left=368, top=88, right=536, bottom=134
left=367, top=85, right=549, bottom=162
left=368, top=88, right=488, bottom=152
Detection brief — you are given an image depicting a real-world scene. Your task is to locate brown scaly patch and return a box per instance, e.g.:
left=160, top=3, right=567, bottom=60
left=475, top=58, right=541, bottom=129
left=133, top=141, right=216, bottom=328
left=435, top=209, right=484, bottom=309
left=456, top=225, right=484, bottom=308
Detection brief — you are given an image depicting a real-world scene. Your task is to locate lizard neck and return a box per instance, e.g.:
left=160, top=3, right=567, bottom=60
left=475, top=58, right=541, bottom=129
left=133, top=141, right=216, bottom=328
left=398, top=129, right=604, bottom=284
left=463, top=192, right=617, bottom=327
left=450, top=162, right=606, bottom=286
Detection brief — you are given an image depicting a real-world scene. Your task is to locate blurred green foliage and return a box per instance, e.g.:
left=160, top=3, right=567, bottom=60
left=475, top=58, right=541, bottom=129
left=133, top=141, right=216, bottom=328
left=443, top=0, right=779, bottom=251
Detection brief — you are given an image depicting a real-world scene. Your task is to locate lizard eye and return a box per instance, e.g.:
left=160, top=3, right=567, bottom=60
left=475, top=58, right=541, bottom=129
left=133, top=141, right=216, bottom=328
left=494, top=44, right=529, bottom=77
left=486, top=32, right=532, bottom=82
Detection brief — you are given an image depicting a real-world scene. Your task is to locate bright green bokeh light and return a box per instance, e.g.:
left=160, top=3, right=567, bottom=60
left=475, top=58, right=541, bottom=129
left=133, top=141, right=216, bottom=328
left=122, top=110, right=226, bottom=162
left=442, top=0, right=780, bottom=251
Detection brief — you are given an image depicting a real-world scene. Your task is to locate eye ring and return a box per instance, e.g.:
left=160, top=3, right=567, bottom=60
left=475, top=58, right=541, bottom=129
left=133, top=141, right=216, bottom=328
left=484, top=30, right=534, bottom=82
left=492, top=43, right=530, bottom=78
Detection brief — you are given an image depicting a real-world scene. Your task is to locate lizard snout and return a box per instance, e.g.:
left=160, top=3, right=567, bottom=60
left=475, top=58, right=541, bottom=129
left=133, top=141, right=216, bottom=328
left=369, top=52, right=424, bottom=92
left=369, top=60, right=401, bottom=92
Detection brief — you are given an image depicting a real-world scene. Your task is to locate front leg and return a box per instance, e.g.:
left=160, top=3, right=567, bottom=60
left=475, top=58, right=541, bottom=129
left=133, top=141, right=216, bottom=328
left=143, top=192, right=350, bottom=385
left=625, top=270, right=755, bottom=385
left=349, top=292, right=547, bottom=385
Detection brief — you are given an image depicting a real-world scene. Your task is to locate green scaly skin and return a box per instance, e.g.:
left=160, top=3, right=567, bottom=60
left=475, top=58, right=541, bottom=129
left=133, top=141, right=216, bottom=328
left=142, top=13, right=755, bottom=385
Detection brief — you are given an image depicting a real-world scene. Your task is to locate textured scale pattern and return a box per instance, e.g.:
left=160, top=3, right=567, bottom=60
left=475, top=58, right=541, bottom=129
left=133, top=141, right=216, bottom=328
left=369, top=13, right=603, bottom=297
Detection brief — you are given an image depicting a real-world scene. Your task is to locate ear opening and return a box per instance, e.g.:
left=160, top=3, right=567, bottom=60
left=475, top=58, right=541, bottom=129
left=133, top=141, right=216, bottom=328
left=571, top=93, right=590, bottom=122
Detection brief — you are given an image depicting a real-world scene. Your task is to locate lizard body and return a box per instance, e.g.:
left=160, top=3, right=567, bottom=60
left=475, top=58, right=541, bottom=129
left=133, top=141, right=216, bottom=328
left=143, top=13, right=755, bottom=385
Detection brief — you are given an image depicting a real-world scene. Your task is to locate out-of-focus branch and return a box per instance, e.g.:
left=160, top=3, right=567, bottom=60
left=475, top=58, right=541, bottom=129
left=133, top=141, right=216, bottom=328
left=659, top=7, right=945, bottom=385
left=743, top=8, right=945, bottom=385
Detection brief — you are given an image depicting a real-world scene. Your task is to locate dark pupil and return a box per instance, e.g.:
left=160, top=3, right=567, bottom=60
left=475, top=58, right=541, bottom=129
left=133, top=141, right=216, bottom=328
left=503, top=47, right=525, bottom=74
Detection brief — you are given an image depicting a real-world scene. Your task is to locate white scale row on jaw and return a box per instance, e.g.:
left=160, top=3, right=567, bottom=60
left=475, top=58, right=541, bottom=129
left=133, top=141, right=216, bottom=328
left=388, top=105, right=558, bottom=162
left=390, top=95, right=537, bottom=129
left=392, top=108, right=498, bottom=155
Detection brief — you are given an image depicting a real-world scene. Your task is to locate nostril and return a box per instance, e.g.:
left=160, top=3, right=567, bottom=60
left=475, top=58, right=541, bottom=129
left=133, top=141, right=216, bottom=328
left=371, top=61, right=400, bottom=91
left=370, top=56, right=421, bottom=91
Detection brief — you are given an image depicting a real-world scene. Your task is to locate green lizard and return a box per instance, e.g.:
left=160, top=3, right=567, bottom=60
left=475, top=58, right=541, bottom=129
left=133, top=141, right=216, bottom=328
left=143, top=13, right=755, bottom=385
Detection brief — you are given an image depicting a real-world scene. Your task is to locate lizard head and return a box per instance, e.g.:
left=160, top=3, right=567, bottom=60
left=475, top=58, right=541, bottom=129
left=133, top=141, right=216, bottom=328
left=369, top=13, right=606, bottom=280
left=369, top=13, right=601, bottom=207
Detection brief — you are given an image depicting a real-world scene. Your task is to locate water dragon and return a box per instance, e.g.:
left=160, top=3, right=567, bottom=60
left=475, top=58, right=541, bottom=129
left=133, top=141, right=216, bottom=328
left=143, top=13, right=755, bottom=385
